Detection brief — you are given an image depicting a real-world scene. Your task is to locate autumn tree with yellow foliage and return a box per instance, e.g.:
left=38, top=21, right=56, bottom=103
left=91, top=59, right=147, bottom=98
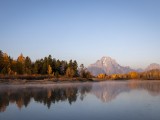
left=0, top=50, right=92, bottom=79
left=1, top=49, right=160, bottom=80
left=128, top=72, right=139, bottom=79
left=16, top=54, right=25, bottom=74
left=66, top=67, right=75, bottom=78
left=97, top=73, right=106, bottom=79
left=47, top=65, right=52, bottom=75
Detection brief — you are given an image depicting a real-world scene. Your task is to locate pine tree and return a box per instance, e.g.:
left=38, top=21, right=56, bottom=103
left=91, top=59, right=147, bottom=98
left=0, top=50, right=4, bottom=72
left=25, top=56, right=32, bottom=74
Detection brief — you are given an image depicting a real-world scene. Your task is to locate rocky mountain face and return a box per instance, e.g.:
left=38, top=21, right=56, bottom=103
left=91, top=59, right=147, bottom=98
left=87, top=56, right=160, bottom=76
left=145, top=63, right=160, bottom=71
left=87, top=56, right=134, bottom=76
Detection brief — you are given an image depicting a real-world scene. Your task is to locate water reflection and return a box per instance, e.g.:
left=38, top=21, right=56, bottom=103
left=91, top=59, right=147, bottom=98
left=1, top=81, right=160, bottom=112
left=92, top=81, right=160, bottom=102
left=0, top=83, right=92, bottom=112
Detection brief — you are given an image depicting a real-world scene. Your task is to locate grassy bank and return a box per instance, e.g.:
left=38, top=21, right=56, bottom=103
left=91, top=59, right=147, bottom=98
left=0, top=74, right=94, bottom=84
left=0, top=74, right=54, bottom=80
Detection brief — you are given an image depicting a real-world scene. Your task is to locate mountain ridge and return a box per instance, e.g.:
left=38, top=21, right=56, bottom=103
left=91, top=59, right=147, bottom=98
left=146, top=63, right=160, bottom=71
left=87, top=56, right=160, bottom=76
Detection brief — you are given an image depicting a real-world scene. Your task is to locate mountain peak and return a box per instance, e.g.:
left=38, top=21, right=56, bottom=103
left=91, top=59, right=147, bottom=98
left=101, top=56, right=115, bottom=62
left=146, top=63, right=160, bottom=71
left=88, top=56, right=160, bottom=76
left=95, top=56, right=118, bottom=67
left=101, top=56, right=113, bottom=60
left=88, top=56, right=134, bottom=76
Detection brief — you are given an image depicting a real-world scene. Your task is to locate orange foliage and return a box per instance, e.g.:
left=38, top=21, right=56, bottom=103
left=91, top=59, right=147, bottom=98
left=97, top=73, right=106, bottom=79
left=129, top=72, right=139, bottom=79
left=17, top=54, right=25, bottom=63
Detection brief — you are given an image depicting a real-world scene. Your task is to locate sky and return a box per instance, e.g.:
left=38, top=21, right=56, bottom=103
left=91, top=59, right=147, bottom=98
left=0, top=0, right=160, bottom=69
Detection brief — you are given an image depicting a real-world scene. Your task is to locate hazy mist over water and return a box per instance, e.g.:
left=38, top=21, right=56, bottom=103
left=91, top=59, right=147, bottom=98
left=1, top=81, right=160, bottom=120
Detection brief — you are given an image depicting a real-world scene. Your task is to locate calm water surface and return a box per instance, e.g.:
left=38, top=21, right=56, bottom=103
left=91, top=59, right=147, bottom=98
left=0, top=80, right=160, bottom=120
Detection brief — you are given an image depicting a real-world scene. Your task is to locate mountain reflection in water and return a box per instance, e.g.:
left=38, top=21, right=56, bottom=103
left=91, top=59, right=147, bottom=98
left=1, top=81, right=160, bottom=112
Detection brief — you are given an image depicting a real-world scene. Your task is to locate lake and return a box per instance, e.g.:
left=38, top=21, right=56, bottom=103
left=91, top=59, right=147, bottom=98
left=0, top=80, right=160, bottom=120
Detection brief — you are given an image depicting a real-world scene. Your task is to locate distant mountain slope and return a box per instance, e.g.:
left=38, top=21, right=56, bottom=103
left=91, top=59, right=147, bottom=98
left=146, top=63, right=160, bottom=71
left=87, top=56, right=134, bottom=76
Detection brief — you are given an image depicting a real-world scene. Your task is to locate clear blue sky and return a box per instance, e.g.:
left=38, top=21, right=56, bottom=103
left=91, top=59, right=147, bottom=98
left=0, top=0, right=160, bottom=69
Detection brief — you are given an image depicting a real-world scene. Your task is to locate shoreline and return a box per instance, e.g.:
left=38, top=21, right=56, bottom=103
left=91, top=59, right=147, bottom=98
left=0, top=78, right=96, bottom=85
left=0, top=78, right=160, bottom=85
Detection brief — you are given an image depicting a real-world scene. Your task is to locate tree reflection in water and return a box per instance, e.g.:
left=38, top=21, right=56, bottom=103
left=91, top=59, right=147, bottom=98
left=0, top=83, right=92, bottom=112
left=1, top=81, right=160, bottom=112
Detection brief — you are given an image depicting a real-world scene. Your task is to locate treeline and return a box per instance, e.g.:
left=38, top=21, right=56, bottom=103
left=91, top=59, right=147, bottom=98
left=0, top=50, right=92, bottom=78
left=97, top=69, right=160, bottom=80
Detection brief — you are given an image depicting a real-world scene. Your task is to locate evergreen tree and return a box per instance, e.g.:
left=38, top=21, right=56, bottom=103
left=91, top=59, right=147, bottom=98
left=33, top=61, right=39, bottom=74
left=73, top=60, right=78, bottom=77
left=24, top=56, right=32, bottom=74
left=55, top=60, right=61, bottom=75
left=1, top=53, right=10, bottom=74
left=42, top=57, right=48, bottom=74
left=51, top=58, right=56, bottom=73
left=0, top=50, right=4, bottom=72
left=60, top=60, right=67, bottom=75
left=79, top=64, right=85, bottom=77
left=47, top=55, right=52, bottom=66
left=0, top=50, right=82, bottom=78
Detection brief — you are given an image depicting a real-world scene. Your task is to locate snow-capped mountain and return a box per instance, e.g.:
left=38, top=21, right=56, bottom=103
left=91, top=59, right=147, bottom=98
left=87, top=56, right=134, bottom=76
